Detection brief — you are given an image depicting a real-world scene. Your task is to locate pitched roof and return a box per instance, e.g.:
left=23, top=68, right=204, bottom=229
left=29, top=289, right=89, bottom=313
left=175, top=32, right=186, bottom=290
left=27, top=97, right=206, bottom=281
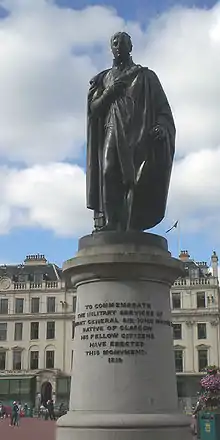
left=0, top=255, right=62, bottom=282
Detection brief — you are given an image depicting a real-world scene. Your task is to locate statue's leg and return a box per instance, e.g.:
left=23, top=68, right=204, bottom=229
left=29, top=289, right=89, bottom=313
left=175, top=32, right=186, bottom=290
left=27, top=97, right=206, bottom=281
left=102, top=128, right=124, bottom=230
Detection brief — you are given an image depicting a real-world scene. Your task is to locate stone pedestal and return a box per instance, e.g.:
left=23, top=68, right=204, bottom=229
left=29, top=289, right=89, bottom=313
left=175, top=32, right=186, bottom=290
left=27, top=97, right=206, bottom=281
left=57, top=231, right=191, bottom=440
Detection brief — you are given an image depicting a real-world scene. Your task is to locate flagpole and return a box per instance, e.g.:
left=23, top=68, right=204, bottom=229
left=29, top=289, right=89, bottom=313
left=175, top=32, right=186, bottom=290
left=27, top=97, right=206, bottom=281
left=177, top=220, right=181, bottom=257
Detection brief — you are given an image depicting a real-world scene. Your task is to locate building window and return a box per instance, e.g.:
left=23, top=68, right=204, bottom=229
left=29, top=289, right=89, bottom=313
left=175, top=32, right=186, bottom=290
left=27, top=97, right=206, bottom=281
left=46, top=350, right=54, bottom=369
left=175, top=350, right=183, bottom=372
left=30, top=322, right=39, bottom=340
left=56, top=377, right=71, bottom=397
left=14, top=323, right=23, bottom=341
left=71, top=350, right=74, bottom=369
left=31, top=298, right=40, bottom=314
left=72, top=321, right=75, bottom=339
left=30, top=351, right=39, bottom=370
left=0, top=351, right=6, bottom=370
left=15, top=298, right=24, bottom=314
left=0, top=299, right=8, bottom=314
left=13, top=350, right=22, bottom=370
left=198, top=349, right=208, bottom=371
left=173, top=324, right=182, bottom=339
left=73, top=296, right=77, bottom=313
left=207, top=295, right=215, bottom=305
left=197, top=292, right=206, bottom=308
left=197, top=323, right=207, bottom=340
left=190, top=268, right=199, bottom=279
left=172, top=293, right=181, bottom=309
left=18, top=273, right=27, bottom=282
left=47, top=297, right=55, bottom=313
left=34, top=273, right=42, bottom=284
left=0, top=323, right=7, bottom=341
left=46, top=321, right=55, bottom=339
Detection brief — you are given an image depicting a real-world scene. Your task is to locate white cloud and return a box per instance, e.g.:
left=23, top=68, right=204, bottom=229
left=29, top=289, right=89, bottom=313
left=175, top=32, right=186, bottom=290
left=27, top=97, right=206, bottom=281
left=167, top=147, right=220, bottom=232
left=137, top=4, right=220, bottom=158
left=0, top=163, right=92, bottom=236
left=0, top=0, right=124, bottom=164
left=136, top=3, right=220, bottom=234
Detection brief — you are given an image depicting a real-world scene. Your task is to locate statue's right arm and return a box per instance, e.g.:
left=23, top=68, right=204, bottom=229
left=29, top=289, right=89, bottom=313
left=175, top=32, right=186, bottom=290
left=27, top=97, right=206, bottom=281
left=89, top=80, right=125, bottom=117
left=89, top=88, right=111, bottom=117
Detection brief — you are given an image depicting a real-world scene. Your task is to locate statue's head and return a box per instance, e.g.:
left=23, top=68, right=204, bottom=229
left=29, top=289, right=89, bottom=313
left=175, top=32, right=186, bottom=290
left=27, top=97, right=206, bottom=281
left=110, top=32, right=132, bottom=62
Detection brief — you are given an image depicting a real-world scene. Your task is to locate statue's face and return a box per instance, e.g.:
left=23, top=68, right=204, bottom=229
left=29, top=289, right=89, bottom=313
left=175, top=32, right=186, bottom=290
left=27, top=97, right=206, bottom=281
left=111, top=33, right=131, bottom=62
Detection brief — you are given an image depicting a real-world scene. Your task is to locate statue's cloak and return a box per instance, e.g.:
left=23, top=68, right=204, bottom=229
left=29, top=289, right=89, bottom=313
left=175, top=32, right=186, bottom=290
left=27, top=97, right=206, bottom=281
left=87, top=66, right=175, bottom=230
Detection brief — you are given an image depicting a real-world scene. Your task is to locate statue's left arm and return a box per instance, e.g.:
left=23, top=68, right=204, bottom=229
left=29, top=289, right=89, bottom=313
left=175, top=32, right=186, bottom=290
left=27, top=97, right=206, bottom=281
left=148, top=69, right=176, bottom=155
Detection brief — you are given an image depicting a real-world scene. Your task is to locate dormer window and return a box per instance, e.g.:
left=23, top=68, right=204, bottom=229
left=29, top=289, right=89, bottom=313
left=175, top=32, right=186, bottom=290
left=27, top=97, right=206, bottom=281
left=18, top=274, right=26, bottom=283
left=34, top=273, right=43, bottom=284
left=190, top=269, right=199, bottom=279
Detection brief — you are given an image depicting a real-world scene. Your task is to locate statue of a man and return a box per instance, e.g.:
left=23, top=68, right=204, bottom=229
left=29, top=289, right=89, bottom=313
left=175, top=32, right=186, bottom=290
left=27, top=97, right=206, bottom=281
left=87, top=32, right=175, bottom=232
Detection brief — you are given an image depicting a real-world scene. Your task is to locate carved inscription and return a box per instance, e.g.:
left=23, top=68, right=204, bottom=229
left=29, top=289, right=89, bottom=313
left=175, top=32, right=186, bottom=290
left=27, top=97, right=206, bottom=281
left=75, top=302, right=171, bottom=364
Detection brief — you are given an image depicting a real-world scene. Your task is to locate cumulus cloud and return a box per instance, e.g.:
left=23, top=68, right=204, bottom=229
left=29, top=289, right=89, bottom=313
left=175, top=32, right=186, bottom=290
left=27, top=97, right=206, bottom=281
left=0, top=0, right=124, bottom=164
left=167, top=147, right=220, bottom=232
left=0, top=0, right=220, bottom=236
left=138, top=4, right=220, bottom=159
left=133, top=3, right=220, bottom=234
left=0, top=163, right=92, bottom=236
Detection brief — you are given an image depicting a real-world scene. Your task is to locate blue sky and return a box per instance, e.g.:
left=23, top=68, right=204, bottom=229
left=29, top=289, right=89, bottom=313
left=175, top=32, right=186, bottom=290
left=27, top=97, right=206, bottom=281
left=57, top=0, right=217, bottom=18
left=0, top=0, right=219, bottom=268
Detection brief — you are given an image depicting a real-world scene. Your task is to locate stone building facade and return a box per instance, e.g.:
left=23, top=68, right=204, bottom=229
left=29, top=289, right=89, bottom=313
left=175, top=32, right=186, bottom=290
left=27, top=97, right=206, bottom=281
left=0, top=254, right=76, bottom=407
left=0, top=249, right=219, bottom=410
left=171, top=250, right=220, bottom=409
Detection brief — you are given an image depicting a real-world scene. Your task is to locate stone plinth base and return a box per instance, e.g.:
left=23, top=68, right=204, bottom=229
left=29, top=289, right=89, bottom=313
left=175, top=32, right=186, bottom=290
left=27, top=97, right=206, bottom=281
left=57, top=412, right=191, bottom=440
left=56, top=232, right=191, bottom=440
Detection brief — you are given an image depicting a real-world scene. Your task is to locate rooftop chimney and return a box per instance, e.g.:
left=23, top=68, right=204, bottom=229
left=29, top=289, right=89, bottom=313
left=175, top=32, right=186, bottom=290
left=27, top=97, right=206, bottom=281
left=179, top=250, right=190, bottom=262
left=211, top=251, right=218, bottom=278
left=24, top=254, right=47, bottom=265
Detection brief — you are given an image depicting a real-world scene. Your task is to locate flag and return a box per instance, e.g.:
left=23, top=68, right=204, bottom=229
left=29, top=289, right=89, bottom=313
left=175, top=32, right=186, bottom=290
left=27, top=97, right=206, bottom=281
left=166, top=221, right=178, bottom=233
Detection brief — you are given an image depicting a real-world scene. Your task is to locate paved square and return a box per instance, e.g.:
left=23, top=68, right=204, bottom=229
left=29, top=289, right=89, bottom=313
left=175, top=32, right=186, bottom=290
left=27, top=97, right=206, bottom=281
left=0, top=418, right=55, bottom=440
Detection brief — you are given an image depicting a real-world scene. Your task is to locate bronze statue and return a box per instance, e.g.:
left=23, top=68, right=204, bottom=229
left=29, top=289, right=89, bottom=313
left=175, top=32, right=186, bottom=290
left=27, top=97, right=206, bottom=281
left=87, top=32, right=175, bottom=232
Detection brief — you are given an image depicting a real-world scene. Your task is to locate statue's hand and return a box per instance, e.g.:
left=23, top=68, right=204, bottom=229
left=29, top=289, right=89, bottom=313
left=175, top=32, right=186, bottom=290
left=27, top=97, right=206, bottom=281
left=149, top=125, right=166, bottom=141
left=104, top=81, right=126, bottom=99
left=90, top=82, right=124, bottom=114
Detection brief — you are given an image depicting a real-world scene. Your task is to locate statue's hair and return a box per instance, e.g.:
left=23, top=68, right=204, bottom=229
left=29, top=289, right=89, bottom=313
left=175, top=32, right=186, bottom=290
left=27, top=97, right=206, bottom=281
left=110, top=32, right=132, bottom=52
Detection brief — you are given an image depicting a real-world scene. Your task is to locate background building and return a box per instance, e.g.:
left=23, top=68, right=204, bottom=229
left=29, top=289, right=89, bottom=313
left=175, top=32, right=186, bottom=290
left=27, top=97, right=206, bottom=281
left=0, top=254, right=76, bottom=407
left=0, top=250, right=219, bottom=411
left=171, top=250, right=220, bottom=409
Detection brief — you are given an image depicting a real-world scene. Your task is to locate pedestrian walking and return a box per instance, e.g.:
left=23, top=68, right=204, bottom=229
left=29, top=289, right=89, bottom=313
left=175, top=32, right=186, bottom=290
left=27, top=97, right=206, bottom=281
left=10, top=401, right=19, bottom=426
left=17, top=401, right=22, bottom=425
left=0, top=403, right=6, bottom=419
left=47, top=399, right=56, bottom=420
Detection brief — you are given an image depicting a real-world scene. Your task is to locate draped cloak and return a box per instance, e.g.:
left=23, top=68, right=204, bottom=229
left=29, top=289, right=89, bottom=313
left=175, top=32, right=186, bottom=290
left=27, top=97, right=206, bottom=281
left=86, top=65, right=176, bottom=231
